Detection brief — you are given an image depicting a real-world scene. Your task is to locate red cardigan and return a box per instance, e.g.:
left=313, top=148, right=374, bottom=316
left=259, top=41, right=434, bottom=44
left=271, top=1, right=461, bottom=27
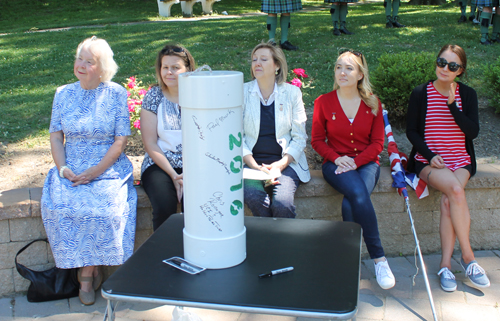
left=311, top=90, right=384, bottom=167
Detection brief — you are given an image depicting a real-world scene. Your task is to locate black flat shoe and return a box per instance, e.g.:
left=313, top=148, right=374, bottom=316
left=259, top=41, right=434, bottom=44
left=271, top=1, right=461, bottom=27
left=386, top=21, right=393, bottom=28
left=339, top=27, right=354, bottom=35
left=333, top=28, right=341, bottom=36
left=280, top=40, right=298, bottom=51
left=392, top=20, right=405, bottom=28
left=481, top=39, right=493, bottom=45
left=458, top=15, right=467, bottom=23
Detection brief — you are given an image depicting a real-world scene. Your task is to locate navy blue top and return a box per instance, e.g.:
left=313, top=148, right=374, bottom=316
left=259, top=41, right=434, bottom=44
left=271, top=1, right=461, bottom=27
left=252, top=102, right=283, bottom=165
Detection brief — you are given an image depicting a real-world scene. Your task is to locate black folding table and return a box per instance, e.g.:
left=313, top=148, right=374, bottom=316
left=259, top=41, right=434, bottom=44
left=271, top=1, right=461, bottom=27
left=101, top=214, right=362, bottom=320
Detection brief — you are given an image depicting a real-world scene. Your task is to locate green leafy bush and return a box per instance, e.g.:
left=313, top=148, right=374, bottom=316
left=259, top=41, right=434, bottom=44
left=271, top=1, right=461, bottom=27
left=371, top=51, right=436, bottom=125
left=484, top=57, right=500, bottom=114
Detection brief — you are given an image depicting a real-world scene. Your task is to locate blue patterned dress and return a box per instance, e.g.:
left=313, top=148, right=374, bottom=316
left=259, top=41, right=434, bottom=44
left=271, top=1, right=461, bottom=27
left=41, top=81, right=137, bottom=269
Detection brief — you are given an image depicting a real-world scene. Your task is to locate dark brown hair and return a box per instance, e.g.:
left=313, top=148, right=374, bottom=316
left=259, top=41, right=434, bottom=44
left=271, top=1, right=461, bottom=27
left=437, top=44, right=467, bottom=78
left=155, top=44, right=196, bottom=91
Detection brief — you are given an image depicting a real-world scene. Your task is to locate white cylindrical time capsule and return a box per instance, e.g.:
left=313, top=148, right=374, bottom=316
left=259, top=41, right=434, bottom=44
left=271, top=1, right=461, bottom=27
left=179, top=70, right=246, bottom=269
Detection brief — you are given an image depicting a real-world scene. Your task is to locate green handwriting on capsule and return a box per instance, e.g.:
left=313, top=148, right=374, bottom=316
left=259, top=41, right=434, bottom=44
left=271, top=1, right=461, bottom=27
left=230, top=200, right=243, bottom=215
left=229, top=131, right=243, bottom=216
left=230, top=155, right=242, bottom=173
left=229, top=132, right=242, bottom=150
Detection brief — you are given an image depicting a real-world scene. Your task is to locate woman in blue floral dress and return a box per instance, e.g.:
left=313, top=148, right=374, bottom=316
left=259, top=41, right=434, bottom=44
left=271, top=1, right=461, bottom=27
left=41, top=37, right=137, bottom=305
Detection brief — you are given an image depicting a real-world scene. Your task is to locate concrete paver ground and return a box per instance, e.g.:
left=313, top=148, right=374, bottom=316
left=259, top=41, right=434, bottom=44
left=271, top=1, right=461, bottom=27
left=2, top=251, right=499, bottom=321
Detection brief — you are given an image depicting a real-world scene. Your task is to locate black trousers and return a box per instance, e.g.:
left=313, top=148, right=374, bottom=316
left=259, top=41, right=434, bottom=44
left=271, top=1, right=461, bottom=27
left=141, top=164, right=183, bottom=231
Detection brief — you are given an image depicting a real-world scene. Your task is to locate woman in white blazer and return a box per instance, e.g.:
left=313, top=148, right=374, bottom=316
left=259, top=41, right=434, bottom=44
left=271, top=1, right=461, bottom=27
left=242, top=42, right=310, bottom=218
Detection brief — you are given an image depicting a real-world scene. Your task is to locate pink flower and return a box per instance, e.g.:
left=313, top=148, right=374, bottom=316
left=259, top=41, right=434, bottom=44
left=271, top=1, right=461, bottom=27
left=293, top=68, right=308, bottom=78
left=129, top=76, right=136, bottom=82
left=133, top=120, right=141, bottom=129
left=291, top=78, right=302, bottom=88
left=128, top=104, right=135, bottom=113
left=127, top=82, right=136, bottom=89
left=127, top=91, right=131, bottom=97
left=138, top=89, right=147, bottom=96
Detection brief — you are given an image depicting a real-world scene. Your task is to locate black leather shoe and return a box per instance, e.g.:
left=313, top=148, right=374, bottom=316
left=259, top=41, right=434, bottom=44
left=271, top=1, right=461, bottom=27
left=386, top=21, right=393, bottom=28
left=333, top=28, right=341, bottom=36
left=458, top=15, right=467, bottom=23
left=491, top=37, right=500, bottom=43
left=468, top=15, right=474, bottom=22
left=392, top=20, right=405, bottom=28
left=280, top=40, right=298, bottom=51
left=481, top=39, right=493, bottom=45
left=339, top=27, right=354, bottom=35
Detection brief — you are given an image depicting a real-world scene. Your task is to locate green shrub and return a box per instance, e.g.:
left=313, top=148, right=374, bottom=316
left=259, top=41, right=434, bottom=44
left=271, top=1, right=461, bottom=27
left=371, top=51, right=436, bottom=125
left=484, top=57, right=500, bottom=114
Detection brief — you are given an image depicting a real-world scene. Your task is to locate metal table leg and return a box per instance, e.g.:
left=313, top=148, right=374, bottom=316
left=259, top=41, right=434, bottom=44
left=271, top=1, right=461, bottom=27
left=103, top=300, right=119, bottom=321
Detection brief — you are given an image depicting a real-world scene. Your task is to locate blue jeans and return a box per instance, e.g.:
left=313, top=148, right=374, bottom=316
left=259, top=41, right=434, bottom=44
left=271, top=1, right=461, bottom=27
left=244, top=166, right=300, bottom=218
left=322, top=161, right=385, bottom=259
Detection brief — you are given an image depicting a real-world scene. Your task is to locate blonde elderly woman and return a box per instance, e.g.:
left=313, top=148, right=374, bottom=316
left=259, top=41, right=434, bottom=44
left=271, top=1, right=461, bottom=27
left=243, top=42, right=310, bottom=218
left=41, top=37, right=137, bottom=305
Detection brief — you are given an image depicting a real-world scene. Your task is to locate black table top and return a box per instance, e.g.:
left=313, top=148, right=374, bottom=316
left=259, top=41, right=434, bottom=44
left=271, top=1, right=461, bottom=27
left=102, top=214, right=362, bottom=319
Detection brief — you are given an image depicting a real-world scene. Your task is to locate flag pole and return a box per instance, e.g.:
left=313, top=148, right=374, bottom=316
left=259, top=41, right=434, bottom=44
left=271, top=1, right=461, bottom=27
left=383, top=110, right=438, bottom=321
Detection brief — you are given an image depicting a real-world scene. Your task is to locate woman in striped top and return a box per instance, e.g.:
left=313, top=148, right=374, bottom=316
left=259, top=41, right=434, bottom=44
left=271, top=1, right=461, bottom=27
left=406, top=44, right=490, bottom=292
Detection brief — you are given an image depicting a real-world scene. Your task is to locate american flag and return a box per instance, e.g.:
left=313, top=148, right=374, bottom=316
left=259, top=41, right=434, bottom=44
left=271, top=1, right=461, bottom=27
left=383, top=110, right=428, bottom=199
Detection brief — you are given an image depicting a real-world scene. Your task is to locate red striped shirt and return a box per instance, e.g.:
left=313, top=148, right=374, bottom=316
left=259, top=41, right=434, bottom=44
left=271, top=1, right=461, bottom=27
left=415, top=82, right=471, bottom=171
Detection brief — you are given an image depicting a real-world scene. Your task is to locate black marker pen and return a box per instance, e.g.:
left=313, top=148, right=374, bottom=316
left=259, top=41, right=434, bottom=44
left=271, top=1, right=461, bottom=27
left=258, top=266, right=294, bottom=278
left=172, top=259, right=197, bottom=273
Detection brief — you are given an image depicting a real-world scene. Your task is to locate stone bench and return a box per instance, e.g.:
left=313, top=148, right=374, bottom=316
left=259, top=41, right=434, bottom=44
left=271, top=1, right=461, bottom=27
left=157, top=0, right=220, bottom=17
left=1, top=164, right=500, bottom=298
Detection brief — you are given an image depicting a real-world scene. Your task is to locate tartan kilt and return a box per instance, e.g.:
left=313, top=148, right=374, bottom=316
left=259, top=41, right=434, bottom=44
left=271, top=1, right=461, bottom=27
left=324, top=0, right=358, bottom=3
left=475, top=0, right=499, bottom=6
left=261, top=0, right=302, bottom=13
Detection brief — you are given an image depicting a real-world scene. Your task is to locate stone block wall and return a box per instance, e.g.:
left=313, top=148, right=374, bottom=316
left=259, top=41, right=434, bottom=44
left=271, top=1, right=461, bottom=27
left=1, top=164, right=500, bottom=298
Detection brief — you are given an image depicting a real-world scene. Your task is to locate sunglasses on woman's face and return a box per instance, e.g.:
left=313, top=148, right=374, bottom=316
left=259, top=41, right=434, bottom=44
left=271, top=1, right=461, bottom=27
left=436, top=57, right=462, bottom=72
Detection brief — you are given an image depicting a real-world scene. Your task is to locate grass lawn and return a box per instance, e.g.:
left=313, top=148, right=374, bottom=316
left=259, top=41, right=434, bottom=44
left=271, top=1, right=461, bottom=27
left=1, top=0, right=499, bottom=146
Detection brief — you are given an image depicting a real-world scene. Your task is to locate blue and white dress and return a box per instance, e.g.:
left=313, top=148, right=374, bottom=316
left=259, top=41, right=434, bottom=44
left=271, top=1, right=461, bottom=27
left=41, top=81, right=137, bottom=269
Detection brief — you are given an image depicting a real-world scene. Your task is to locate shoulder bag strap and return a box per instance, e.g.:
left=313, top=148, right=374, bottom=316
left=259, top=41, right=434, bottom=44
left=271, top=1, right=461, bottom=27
left=15, top=238, right=49, bottom=274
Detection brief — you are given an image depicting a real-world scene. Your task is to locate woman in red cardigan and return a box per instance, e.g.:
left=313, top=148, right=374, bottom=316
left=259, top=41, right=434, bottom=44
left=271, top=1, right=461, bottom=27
left=311, top=49, right=395, bottom=290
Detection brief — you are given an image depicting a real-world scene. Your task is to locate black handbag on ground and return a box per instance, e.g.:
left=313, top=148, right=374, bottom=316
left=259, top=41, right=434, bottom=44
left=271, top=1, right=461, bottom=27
left=15, top=239, right=79, bottom=302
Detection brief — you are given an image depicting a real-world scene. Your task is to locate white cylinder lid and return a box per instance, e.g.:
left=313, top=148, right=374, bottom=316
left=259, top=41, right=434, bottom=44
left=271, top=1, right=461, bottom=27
left=179, top=71, right=244, bottom=109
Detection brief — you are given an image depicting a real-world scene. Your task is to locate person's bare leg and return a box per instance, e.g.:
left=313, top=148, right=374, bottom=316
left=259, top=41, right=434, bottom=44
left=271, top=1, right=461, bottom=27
left=80, top=266, right=95, bottom=292
left=420, top=166, right=473, bottom=264
left=453, top=168, right=474, bottom=263
left=438, top=194, right=456, bottom=269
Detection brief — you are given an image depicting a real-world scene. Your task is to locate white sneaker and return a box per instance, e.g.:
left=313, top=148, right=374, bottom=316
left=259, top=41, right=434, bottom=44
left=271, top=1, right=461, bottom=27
left=374, top=260, right=396, bottom=290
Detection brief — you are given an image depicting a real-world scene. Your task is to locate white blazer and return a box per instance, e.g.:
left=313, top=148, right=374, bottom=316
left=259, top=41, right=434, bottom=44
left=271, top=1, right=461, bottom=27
left=242, top=80, right=310, bottom=183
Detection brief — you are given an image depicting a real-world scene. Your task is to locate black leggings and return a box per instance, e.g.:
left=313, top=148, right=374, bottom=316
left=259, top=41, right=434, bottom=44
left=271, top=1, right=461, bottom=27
left=141, top=164, right=183, bottom=231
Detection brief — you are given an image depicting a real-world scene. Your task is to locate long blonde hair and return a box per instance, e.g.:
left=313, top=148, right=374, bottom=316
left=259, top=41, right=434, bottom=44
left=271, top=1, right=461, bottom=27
left=333, top=50, right=379, bottom=115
